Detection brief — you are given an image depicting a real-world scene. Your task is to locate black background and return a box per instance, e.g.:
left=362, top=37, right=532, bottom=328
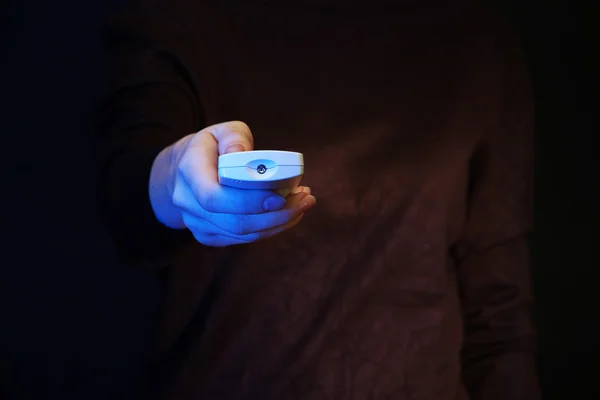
left=1, top=0, right=598, bottom=399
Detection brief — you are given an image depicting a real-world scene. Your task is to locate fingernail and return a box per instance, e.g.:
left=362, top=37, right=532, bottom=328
left=224, top=144, right=245, bottom=154
left=295, top=192, right=308, bottom=201
left=263, top=195, right=286, bottom=212
left=302, top=187, right=311, bottom=195
left=300, top=195, right=316, bottom=210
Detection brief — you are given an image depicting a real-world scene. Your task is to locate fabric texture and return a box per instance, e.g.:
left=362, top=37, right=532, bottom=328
left=96, top=1, right=539, bottom=398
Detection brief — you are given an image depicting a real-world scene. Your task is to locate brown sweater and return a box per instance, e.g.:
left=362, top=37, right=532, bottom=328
left=96, top=1, right=539, bottom=399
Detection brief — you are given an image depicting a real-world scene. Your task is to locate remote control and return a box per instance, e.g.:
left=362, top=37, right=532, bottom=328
left=218, top=150, right=304, bottom=191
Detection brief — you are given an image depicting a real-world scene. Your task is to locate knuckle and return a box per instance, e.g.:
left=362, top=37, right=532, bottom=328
left=226, top=121, right=254, bottom=144
left=171, top=193, right=183, bottom=209
left=230, top=214, right=252, bottom=235
left=227, top=120, right=250, bottom=132
left=171, top=184, right=185, bottom=208
left=176, top=152, right=193, bottom=175
left=197, top=190, right=218, bottom=211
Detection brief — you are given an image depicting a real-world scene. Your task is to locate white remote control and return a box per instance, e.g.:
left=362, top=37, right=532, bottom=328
left=218, top=150, right=304, bottom=190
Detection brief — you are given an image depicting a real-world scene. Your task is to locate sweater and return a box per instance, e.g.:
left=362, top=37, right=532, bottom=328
left=96, top=1, right=539, bottom=399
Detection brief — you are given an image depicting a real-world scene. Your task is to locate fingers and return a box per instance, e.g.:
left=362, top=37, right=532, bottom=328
left=171, top=120, right=316, bottom=247
left=175, top=121, right=286, bottom=214
left=172, top=170, right=291, bottom=215
left=183, top=212, right=306, bottom=247
left=275, top=185, right=310, bottom=198
left=289, top=186, right=311, bottom=196
left=180, top=191, right=316, bottom=236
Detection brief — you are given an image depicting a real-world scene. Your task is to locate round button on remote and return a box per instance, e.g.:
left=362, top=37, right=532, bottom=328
left=257, top=164, right=267, bottom=174
left=217, top=150, right=304, bottom=190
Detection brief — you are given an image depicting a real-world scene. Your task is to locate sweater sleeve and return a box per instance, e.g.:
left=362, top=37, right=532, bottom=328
left=95, top=2, right=203, bottom=269
left=452, top=26, right=540, bottom=400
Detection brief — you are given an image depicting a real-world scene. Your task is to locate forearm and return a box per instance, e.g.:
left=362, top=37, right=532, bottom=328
left=149, top=139, right=188, bottom=230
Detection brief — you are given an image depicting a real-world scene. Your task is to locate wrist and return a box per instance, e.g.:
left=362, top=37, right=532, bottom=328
left=149, top=144, right=186, bottom=229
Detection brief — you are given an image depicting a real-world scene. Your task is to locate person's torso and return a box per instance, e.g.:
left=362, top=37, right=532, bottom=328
left=158, top=4, right=505, bottom=399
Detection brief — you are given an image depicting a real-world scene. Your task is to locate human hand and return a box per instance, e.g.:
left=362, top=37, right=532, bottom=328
left=149, top=121, right=316, bottom=246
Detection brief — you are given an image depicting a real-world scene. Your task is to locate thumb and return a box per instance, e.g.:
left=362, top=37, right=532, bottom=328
left=207, top=120, right=255, bottom=155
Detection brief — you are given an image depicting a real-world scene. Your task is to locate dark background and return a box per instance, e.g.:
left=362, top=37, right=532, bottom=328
left=1, top=0, right=597, bottom=399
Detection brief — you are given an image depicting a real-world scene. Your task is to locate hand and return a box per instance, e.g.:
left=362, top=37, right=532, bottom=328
left=149, top=121, right=316, bottom=247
